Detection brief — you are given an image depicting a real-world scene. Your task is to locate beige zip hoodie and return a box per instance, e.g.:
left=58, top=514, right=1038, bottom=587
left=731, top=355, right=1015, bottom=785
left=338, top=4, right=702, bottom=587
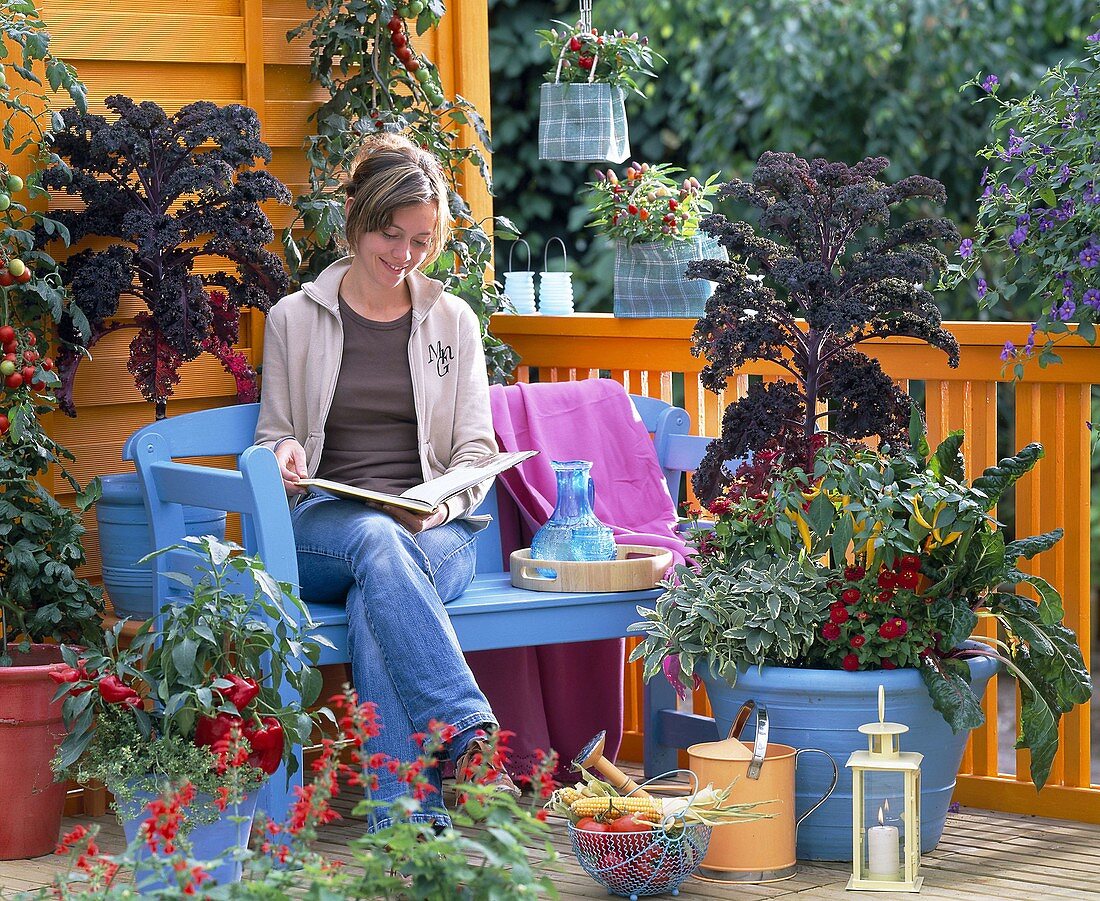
left=254, top=257, right=495, bottom=526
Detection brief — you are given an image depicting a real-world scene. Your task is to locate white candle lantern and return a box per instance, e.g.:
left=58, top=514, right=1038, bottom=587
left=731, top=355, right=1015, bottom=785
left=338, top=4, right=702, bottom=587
left=846, top=685, right=923, bottom=893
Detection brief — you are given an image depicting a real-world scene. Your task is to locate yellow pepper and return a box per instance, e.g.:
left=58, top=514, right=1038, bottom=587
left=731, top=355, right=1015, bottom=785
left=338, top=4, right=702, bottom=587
left=938, top=530, right=962, bottom=548
left=864, top=522, right=882, bottom=568
left=790, top=510, right=813, bottom=550
left=910, top=494, right=935, bottom=531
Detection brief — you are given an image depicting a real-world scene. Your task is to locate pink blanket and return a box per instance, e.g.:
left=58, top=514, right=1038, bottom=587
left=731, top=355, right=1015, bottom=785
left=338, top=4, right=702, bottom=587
left=465, top=380, right=689, bottom=780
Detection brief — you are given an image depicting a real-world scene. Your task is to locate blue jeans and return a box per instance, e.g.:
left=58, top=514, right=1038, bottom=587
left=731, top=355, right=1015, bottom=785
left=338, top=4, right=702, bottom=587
left=291, top=493, right=496, bottom=831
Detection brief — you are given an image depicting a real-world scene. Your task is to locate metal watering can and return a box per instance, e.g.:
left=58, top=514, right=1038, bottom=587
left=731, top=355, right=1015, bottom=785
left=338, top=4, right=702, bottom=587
left=688, top=700, right=838, bottom=883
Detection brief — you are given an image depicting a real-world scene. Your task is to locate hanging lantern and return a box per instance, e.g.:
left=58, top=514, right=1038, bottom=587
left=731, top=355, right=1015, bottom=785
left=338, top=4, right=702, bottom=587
left=846, top=685, right=923, bottom=893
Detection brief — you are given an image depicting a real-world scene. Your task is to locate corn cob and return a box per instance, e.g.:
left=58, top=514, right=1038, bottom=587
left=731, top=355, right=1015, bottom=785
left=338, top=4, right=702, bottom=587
left=570, top=795, right=663, bottom=821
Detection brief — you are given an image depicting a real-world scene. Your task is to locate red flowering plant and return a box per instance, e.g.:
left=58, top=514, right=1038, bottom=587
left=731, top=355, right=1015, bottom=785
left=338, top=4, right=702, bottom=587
left=51, top=535, right=326, bottom=828
left=633, top=412, right=1090, bottom=789
left=39, top=688, right=560, bottom=898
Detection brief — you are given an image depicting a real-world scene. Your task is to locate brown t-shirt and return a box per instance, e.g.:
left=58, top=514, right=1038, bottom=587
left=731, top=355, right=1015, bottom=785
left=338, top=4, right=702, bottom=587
left=314, top=297, right=422, bottom=494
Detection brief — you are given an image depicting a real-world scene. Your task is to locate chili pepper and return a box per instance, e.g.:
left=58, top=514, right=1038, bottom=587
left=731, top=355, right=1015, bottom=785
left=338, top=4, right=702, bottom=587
left=244, top=717, right=284, bottom=775
left=217, top=675, right=260, bottom=712
left=194, top=711, right=244, bottom=749
left=97, top=674, right=141, bottom=707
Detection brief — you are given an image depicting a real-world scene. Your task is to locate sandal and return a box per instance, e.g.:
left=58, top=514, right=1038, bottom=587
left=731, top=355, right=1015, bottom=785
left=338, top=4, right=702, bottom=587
left=455, top=736, right=521, bottom=799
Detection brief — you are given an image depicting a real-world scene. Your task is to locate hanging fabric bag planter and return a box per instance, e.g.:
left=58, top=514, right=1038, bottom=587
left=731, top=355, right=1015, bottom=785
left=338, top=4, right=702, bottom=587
left=613, top=232, right=727, bottom=318
left=538, top=0, right=631, bottom=164
left=539, top=57, right=629, bottom=164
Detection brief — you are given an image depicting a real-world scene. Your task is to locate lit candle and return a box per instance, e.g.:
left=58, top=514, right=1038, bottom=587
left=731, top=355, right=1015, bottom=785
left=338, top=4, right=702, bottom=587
left=867, top=805, right=900, bottom=878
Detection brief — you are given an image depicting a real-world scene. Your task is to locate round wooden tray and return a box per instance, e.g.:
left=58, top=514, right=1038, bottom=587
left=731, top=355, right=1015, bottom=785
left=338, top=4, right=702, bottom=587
left=509, top=545, right=674, bottom=593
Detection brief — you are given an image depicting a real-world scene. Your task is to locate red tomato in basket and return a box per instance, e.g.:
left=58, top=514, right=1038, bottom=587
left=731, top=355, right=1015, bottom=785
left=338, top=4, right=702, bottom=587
left=609, top=814, right=655, bottom=833
left=575, top=817, right=611, bottom=833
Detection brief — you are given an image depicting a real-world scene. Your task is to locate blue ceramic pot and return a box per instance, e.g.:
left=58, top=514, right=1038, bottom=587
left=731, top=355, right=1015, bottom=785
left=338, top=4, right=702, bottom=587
left=701, top=646, right=998, bottom=861
left=97, top=472, right=226, bottom=620
left=119, top=786, right=259, bottom=891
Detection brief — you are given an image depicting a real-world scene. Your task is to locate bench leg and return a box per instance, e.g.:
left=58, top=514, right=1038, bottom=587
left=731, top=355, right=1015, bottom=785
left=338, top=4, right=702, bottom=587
left=642, top=672, right=679, bottom=779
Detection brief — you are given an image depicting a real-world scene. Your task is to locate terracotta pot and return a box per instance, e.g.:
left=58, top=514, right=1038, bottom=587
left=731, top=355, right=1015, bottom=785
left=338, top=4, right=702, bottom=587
left=0, top=644, right=69, bottom=859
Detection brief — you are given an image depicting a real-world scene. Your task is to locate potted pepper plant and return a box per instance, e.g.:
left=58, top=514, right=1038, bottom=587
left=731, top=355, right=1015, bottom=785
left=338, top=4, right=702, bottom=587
left=52, top=535, right=325, bottom=888
left=630, top=151, right=1090, bottom=860
left=0, top=1, right=103, bottom=861
left=587, top=161, right=722, bottom=317
left=537, top=19, right=661, bottom=163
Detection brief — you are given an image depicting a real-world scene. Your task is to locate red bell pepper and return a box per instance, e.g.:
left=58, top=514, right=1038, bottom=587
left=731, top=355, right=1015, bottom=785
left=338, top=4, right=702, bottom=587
left=97, top=674, right=142, bottom=707
left=194, top=711, right=244, bottom=749
left=243, top=717, right=284, bottom=775
left=50, top=662, right=93, bottom=693
left=217, top=675, right=260, bottom=712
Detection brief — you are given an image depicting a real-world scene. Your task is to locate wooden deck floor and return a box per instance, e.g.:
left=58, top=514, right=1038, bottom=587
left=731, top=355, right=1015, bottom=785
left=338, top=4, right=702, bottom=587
left=5, top=771, right=1100, bottom=899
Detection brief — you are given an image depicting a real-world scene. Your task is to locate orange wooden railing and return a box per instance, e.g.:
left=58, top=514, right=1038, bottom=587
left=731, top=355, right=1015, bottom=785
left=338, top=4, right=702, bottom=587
left=490, top=313, right=1100, bottom=823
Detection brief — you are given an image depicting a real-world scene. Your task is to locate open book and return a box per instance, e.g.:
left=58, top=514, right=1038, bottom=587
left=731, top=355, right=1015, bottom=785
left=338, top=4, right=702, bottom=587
left=298, top=450, right=538, bottom=515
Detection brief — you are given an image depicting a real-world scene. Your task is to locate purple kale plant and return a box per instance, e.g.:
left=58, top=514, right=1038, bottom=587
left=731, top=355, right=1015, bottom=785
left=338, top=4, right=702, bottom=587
left=690, top=152, right=961, bottom=501
left=38, top=95, right=291, bottom=418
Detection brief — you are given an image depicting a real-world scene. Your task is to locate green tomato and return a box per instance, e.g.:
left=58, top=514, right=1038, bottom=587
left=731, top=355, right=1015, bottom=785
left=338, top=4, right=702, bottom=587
left=415, top=67, right=430, bottom=84
left=397, top=4, right=412, bottom=15
left=7, top=258, right=25, bottom=278
left=407, top=0, right=424, bottom=14
left=7, top=175, right=23, bottom=193
left=0, top=194, right=10, bottom=211
left=0, top=360, right=14, bottom=376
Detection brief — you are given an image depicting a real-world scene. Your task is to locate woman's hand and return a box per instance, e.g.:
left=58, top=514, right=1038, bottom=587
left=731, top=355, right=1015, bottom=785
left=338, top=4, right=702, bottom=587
left=274, top=439, right=308, bottom=495
left=377, top=504, right=447, bottom=534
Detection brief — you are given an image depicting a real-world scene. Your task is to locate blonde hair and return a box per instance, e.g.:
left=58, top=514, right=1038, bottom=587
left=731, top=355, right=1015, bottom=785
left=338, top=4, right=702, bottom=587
left=343, top=133, right=450, bottom=269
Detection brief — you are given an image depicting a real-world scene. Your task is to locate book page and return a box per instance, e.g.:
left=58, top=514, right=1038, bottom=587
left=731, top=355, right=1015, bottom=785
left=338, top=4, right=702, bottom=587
left=298, top=450, right=536, bottom=514
left=400, top=450, right=537, bottom=507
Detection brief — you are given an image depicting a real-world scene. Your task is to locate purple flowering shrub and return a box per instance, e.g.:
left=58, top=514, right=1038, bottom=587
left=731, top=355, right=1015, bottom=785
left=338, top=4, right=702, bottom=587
left=950, top=32, right=1100, bottom=373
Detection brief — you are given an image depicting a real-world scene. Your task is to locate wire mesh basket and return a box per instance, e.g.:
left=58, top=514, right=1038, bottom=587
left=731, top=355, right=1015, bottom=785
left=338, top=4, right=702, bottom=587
left=565, top=769, right=711, bottom=899
left=568, top=821, right=712, bottom=899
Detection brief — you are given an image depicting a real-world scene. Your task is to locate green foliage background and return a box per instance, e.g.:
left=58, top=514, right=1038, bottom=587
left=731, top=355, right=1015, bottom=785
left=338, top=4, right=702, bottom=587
left=488, top=0, right=1096, bottom=318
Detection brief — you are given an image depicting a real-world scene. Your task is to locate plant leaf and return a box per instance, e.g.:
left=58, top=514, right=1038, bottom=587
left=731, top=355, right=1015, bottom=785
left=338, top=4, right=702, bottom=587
left=920, top=655, right=985, bottom=733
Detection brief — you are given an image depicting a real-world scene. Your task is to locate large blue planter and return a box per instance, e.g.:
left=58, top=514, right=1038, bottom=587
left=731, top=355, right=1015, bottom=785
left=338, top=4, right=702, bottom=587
left=702, top=648, right=998, bottom=861
left=97, top=472, right=226, bottom=620
left=119, top=786, right=259, bottom=891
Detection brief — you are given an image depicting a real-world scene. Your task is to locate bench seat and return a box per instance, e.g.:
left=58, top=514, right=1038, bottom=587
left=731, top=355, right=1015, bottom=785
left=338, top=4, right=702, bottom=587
left=306, top=573, right=664, bottom=663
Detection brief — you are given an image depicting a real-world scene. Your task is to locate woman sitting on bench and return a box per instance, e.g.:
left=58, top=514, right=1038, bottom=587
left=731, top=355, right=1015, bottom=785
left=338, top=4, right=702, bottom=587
left=254, top=132, right=518, bottom=832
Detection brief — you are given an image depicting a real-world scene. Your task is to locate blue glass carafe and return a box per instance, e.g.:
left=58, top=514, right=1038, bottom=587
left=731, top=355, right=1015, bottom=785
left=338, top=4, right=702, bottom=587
left=530, top=460, right=617, bottom=576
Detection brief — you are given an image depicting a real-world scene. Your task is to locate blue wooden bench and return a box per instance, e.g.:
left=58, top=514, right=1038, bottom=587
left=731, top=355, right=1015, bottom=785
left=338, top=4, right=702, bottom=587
left=122, top=392, right=721, bottom=822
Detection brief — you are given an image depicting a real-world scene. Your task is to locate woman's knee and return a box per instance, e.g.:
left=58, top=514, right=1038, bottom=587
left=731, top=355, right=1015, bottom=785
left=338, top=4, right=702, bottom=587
left=351, top=509, right=416, bottom=552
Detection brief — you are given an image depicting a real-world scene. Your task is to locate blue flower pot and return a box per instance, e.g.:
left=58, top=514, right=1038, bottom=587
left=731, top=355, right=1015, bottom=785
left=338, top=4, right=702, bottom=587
left=97, top=472, right=226, bottom=620
left=701, top=648, right=998, bottom=861
left=119, top=787, right=259, bottom=892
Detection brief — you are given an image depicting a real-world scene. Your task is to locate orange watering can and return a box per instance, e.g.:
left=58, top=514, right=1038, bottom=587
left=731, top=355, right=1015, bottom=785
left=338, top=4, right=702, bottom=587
left=688, top=700, right=837, bottom=883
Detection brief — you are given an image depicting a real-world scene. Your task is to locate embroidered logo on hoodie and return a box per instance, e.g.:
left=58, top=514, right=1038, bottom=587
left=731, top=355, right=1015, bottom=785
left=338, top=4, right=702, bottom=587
left=428, top=340, right=453, bottom=377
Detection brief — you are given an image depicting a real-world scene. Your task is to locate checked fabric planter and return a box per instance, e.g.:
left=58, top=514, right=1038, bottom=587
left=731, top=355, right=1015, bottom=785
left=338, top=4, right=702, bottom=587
left=539, top=82, right=630, bottom=164
left=613, top=233, right=726, bottom=318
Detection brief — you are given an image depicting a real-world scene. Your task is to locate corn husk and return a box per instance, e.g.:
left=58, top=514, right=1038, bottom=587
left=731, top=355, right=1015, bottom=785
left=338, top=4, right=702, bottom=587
left=547, top=769, right=776, bottom=830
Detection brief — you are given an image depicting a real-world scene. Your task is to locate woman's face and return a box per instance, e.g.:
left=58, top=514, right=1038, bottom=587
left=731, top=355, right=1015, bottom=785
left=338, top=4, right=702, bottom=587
left=350, top=201, right=437, bottom=292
